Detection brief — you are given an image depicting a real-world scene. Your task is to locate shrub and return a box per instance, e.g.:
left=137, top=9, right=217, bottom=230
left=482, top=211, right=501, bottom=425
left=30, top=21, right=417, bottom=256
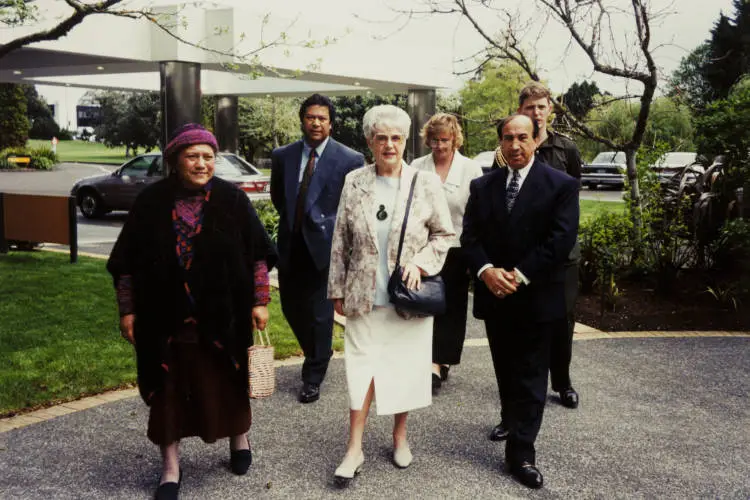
left=711, top=218, right=750, bottom=271
left=579, top=211, right=632, bottom=313
left=252, top=200, right=279, bottom=242
left=0, top=146, right=58, bottom=170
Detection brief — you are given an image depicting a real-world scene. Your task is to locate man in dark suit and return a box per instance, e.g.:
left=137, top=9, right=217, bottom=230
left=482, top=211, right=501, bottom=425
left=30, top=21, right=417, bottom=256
left=461, top=114, right=579, bottom=489
left=271, top=94, right=364, bottom=404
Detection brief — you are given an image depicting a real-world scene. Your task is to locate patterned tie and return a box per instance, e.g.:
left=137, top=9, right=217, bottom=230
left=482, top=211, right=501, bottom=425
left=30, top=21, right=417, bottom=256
left=506, top=169, right=521, bottom=212
left=294, top=149, right=316, bottom=232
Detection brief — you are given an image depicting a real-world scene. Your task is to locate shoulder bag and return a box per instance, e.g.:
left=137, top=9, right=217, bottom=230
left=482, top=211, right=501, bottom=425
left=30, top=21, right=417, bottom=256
left=387, top=172, right=447, bottom=316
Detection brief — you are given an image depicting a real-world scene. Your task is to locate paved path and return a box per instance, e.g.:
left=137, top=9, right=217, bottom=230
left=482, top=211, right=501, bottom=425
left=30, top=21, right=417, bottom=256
left=2, top=325, right=748, bottom=499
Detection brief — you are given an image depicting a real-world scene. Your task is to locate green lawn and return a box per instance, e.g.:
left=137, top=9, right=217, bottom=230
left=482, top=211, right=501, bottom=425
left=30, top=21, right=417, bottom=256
left=580, top=199, right=624, bottom=222
left=28, top=139, right=129, bottom=165
left=0, top=251, right=342, bottom=416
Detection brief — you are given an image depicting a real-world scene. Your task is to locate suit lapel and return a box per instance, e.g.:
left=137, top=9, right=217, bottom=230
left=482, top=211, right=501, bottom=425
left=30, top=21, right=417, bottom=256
left=284, top=141, right=304, bottom=229
left=492, top=168, right=510, bottom=224
left=353, top=165, right=378, bottom=247
left=508, top=160, right=541, bottom=226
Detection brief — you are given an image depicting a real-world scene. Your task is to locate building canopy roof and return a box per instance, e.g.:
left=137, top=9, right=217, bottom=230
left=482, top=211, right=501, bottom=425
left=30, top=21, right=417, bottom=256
left=0, top=2, right=450, bottom=96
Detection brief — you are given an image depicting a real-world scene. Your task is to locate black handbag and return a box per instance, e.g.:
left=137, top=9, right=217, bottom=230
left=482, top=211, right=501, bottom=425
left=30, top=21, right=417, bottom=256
left=386, top=172, right=447, bottom=316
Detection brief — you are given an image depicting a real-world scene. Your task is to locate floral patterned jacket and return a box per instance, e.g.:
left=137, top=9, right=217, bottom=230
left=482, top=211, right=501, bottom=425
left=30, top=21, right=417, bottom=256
left=328, top=163, right=455, bottom=318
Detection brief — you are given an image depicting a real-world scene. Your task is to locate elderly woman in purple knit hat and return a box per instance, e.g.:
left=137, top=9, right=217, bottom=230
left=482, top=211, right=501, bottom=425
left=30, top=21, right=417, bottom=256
left=107, top=123, right=277, bottom=500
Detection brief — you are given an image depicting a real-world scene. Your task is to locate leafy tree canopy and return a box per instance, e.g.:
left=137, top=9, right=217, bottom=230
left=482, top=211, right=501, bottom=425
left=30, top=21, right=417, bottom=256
left=94, top=91, right=160, bottom=156
left=458, top=62, right=528, bottom=156
left=0, top=82, right=29, bottom=150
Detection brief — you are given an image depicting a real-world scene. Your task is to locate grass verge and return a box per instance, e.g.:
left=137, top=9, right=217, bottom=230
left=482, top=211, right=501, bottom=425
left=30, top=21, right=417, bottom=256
left=28, top=139, right=128, bottom=165
left=0, top=251, right=342, bottom=416
left=580, top=199, right=624, bottom=223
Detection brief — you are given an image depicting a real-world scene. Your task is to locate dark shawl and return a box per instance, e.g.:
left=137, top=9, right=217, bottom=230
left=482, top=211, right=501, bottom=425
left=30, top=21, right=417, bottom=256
left=107, top=176, right=277, bottom=404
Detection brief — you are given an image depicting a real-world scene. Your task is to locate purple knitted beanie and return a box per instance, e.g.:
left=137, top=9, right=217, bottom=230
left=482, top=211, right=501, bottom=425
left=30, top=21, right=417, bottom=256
left=163, top=123, right=218, bottom=160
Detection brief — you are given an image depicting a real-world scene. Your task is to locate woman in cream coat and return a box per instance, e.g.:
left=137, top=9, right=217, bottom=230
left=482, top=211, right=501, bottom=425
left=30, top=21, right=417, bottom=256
left=411, top=113, right=484, bottom=393
left=328, top=105, right=454, bottom=487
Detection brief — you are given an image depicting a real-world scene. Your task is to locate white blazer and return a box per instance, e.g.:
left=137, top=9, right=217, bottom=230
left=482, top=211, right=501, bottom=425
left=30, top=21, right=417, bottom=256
left=412, top=151, right=484, bottom=246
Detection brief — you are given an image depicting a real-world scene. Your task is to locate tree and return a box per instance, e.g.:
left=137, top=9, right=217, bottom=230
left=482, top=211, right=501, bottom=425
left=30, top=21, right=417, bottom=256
left=0, top=82, right=29, bottom=149
left=458, top=61, right=527, bottom=156
left=577, top=96, right=694, bottom=161
left=331, top=94, right=407, bottom=158
left=22, top=84, right=60, bottom=139
left=94, top=91, right=160, bottom=156
left=668, top=43, right=714, bottom=112
left=408, top=0, right=665, bottom=241
left=702, top=0, right=750, bottom=102
left=237, top=96, right=300, bottom=161
left=561, top=81, right=602, bottom=120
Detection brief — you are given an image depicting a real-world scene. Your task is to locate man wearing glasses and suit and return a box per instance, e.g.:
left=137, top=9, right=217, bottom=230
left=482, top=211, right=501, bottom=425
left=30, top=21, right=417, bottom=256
left=461, top=114, right=579, bottom=489
left=271, top=94, right=364, bottom=403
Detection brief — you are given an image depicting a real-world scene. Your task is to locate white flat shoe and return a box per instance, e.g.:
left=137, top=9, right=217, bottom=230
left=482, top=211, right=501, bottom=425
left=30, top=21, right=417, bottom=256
left=334, top=451, right=364, bottom=487
left=393, top=443, right=413, bottom=468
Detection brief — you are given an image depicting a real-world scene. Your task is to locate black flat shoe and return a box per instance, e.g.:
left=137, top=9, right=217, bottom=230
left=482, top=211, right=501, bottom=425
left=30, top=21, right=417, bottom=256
left=559, top=388, right=579, bottom=409
left=439, top=365, right=450, bottom=381
left=488, top=422, right=509, bottom=442
left=431, top=373, right=442, bottom=392
left=155, top=469, right=182, bottom=500
left=230, top=448, right=252, bottom=475
left=299, top=382, right=320, bottom=403
left=507, top=461, right=543, bottom=489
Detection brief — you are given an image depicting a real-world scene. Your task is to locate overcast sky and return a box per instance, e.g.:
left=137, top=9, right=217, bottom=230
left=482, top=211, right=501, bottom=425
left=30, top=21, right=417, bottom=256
left=37, top=0, right=736, bottom=125
left=217, top=0, right=736, bottom=94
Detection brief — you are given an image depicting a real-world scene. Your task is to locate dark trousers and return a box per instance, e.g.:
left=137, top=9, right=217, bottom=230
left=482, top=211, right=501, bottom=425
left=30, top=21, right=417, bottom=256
left=485, top=317, right=553, bottom=465
left=432, top=247, right=470, bottom=365
left=549, top=262, right=579, bottom=391
left=278, top=233, right=334, bottom=386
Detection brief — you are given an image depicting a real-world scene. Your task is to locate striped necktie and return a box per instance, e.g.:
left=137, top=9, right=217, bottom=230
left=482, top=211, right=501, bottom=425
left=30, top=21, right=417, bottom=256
left=294, top=149, right=316, bottom=232
left=506, top=169, right=521, bottom=212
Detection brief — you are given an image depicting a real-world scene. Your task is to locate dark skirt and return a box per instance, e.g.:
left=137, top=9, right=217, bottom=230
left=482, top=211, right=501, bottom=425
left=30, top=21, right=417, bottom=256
left=147, top=326, right=251, bottom=446
left=432, top=247, right=471, bottom=365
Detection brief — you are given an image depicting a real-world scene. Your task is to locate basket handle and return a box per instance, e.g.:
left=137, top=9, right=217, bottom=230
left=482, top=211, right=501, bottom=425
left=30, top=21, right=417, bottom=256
left=255, top=328, right=271, bottom=346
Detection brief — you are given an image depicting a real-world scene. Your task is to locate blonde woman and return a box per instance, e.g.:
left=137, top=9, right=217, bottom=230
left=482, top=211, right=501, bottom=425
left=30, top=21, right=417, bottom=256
left=412, top=113, right=483, bottom=393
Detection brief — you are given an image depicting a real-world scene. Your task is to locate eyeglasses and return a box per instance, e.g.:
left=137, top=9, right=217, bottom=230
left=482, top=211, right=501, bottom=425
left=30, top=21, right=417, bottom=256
left=429, top=137, right=452, bottom=146
left=373, top=134, right=404, bottom=145
left=183, top=153, right=215, bottom=163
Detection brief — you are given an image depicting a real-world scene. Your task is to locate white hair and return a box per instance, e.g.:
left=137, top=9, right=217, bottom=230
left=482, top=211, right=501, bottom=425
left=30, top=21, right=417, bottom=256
left=362, top=105, right=411, bottom=140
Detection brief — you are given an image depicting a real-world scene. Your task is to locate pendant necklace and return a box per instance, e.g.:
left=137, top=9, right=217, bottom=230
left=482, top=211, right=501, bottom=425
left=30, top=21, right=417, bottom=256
left=376, top=204, right=388, bottom=221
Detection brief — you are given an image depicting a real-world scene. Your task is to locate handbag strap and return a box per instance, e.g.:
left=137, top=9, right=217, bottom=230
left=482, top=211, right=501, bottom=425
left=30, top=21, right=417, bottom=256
left=395, top=172, right=419, bottom=268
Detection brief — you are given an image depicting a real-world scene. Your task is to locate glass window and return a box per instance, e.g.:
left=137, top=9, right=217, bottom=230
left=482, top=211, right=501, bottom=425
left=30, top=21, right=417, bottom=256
left=120, top=157, right=154, bottom=178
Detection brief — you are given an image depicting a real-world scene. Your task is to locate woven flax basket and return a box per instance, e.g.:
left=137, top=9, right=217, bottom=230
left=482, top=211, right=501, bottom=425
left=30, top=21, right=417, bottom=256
left=248, top=329, right=275, bottom=399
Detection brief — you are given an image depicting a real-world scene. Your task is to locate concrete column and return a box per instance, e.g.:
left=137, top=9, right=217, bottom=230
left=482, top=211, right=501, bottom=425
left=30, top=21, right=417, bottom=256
left=159, top=61, right=201, bottom=152
left=214, top=95, right=239, bottom=153
left=407, top=89, right=436, bottom=163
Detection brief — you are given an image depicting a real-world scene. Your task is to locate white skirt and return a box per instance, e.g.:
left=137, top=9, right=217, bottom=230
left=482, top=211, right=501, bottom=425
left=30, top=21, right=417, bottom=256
left=344, top=306, right=432, bottom=415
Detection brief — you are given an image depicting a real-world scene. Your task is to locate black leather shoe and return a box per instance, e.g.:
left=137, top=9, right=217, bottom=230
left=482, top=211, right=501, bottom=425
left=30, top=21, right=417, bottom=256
left=432, top=373, right=442, bottom=392
left=299, top=382, right=320, bottom=403
left=508, top=461, right=543, bottom=489
left=230, top=448, right=252, bottom=475
left=155, top=469, right=182, bottom=500
left=559, top=388, right=579, bottom=409
left=439, top=365, right=450, bottom=381
left=488, top=422, right=509, bottom=442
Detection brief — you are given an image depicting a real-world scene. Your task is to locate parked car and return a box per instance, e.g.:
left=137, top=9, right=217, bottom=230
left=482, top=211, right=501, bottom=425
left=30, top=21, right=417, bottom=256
left=473, top=150, right=497, bottom=174
left=581, top=151, right=626, bottom=190
left=650, top=152, right=702, bottom=184
left=71, top=152, right=270, bottom=218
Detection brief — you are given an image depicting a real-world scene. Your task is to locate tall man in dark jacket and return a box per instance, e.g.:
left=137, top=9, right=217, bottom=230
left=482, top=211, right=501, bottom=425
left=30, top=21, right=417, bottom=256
left=517, top=82, right=584, bottom=410
left=271, top=94, right=364, bottom=403
left=462, top=114, right=579, bottom=489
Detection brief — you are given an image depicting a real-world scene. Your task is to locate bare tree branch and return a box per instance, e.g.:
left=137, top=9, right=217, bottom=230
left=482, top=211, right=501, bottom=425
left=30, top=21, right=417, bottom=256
left=0, top=0, right=124, bottom=59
